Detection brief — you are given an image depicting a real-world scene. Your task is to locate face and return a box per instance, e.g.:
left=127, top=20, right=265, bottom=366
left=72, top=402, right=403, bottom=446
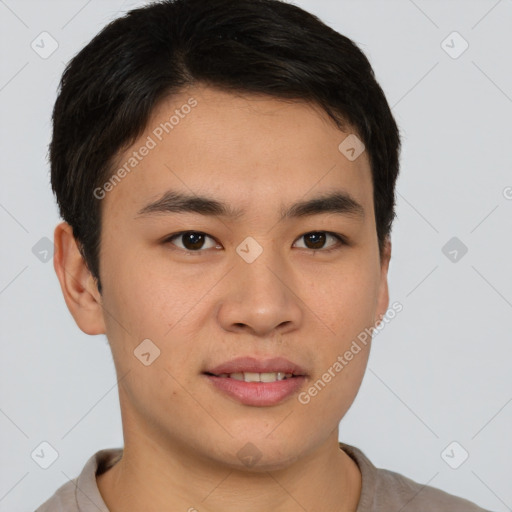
left=83, top=85, right=390, bottom=469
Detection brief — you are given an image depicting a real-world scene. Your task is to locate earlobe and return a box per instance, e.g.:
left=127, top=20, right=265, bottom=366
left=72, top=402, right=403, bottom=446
left=53, top=221, right=106, bottom=335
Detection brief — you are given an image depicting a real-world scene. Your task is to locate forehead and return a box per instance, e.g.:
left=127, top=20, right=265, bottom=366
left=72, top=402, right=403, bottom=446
left=102, top=85, right=373, bottom=223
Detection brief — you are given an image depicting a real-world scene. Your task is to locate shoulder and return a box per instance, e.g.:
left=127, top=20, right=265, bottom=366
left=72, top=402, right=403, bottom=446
left=373, top=465, right=492, bottom=511
left=34, top=478, right=78, bottom=512
left=339, top=442, right=494, bottom=512
left=33, top=448, right=122, bottom=512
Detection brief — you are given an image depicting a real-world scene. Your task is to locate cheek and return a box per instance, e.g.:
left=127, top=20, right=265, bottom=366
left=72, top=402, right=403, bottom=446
left=304, top=259, right=380, bottom=339
left=118, top=356, right=212, bottom=443
left=300, top=314, right=372, bottom=425
left=100, top=262, right=211, bottom=395
left=297, top=259, right=378, bottom=413
left=100, top=240, right=183, bottom=339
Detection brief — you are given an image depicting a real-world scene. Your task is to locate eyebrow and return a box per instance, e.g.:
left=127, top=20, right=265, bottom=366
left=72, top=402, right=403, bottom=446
left=135, top=189, right=365, bottom=222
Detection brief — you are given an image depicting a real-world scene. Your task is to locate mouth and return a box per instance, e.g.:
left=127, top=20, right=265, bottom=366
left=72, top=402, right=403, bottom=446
left=203, top=371, right=300, bottom=382
left=202, top=356, right=308, bottom=406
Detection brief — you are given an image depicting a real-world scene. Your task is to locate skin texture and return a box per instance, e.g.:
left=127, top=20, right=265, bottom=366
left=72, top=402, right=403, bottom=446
left=54, top=84, right=391, bottom=512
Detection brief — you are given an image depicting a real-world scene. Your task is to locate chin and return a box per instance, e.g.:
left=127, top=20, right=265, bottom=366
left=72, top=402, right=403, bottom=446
left=205, top=435, right=305, bottom=473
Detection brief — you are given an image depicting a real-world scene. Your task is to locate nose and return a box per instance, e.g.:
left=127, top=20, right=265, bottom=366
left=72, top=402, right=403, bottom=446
left=216, top=246, right=303, bottom=338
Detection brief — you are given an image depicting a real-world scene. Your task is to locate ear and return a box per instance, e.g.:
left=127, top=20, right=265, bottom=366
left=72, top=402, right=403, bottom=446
left=53, top=221, right=106, bottom=335
left=374, top=236, right=392, bottom=326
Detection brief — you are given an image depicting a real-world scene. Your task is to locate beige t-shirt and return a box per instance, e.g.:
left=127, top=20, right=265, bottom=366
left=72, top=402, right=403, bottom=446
left=35, top=442, right=493, bottom=511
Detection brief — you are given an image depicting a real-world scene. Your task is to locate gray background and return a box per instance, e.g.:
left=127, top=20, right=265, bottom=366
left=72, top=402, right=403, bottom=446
left=1, top=0, right=511, bottom=510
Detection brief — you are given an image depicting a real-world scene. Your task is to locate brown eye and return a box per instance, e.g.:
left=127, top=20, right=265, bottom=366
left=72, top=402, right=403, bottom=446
left=166, top=231, right=218, bottom=252
left=293, top=232, right=346, bottom=252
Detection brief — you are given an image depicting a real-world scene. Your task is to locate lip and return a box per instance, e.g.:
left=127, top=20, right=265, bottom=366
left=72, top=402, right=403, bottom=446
left=204, top=374, right=307, bottom=406
left=204, top=356, right=307, bottom=376
left=203, top=356, right=308, bottom=407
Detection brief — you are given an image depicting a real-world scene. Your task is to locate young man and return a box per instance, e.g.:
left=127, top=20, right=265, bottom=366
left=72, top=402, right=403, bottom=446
left=36, top=0, right=493, bottom=510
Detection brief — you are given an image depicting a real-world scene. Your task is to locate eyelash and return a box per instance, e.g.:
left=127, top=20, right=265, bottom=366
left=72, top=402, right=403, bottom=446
left=162, top=231, right=348, bottom=255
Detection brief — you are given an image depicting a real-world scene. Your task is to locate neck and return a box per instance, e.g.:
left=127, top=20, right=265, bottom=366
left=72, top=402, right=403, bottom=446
left=97, top=427, right=361, bottom=512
